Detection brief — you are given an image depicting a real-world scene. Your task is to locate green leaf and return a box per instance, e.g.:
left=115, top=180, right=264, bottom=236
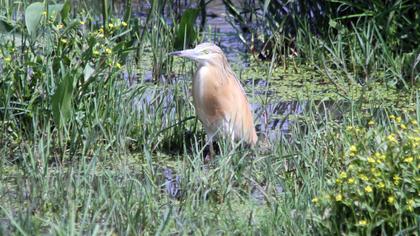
left=25, top=2, right=44, bottom=36
left=25, top=2, right=64, bottom=37
left=83, top=63, right=95, bottom=81
left=174, top=8, right=200, bottom=50
left=61, top=0, right=71, bottom=20
left=51, top=74, right=75, bottom=127
left=48, top=3, right=64, bottom=18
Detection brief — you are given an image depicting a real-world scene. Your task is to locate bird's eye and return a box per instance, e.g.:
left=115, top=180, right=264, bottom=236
left=203, top=50, right=209, bottom=54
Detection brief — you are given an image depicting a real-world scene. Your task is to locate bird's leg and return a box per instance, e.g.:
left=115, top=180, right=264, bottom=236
left=204, top=136, right=214, bottom=163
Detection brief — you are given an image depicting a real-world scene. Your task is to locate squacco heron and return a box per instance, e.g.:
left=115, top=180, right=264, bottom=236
left=169, top=43, right=257, bottom=159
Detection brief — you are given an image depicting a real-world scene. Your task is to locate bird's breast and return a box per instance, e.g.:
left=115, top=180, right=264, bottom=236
left=192, top=66, right=225, bottom=125
left=191, top=64, right=258, bottom=146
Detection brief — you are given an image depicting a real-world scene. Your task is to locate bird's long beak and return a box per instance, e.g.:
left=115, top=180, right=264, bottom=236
left=168, top=49, right=198, bottom=60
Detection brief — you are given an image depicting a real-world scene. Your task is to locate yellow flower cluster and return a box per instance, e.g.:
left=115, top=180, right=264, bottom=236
left=403, top=156, right=414, bottom=164
left=408, top=136, right=420, bottom=148
left=349, top=145, right=357, bottom=157
left=313, top=114, right=419, bottom=230
left=393, top=175, right=401, bottom=185
left=387, top=134, right=398, bottom=144
left=407, top=199, right=414, bottom=212
left=360, top=174, right=368, bottom=181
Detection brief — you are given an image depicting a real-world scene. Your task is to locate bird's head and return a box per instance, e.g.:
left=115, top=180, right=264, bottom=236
left=168, top=43, right=225, bottom=66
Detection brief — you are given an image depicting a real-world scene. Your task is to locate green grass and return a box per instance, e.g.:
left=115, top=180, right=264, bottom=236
left=1, top=0, right=419, bottom=235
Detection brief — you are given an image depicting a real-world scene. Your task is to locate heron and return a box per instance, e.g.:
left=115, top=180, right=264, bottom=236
left=169, top=43, right=257, bottom=159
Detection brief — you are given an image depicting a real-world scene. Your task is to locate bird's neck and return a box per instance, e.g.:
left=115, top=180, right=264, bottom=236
left=197, top=59, right=233, bottom=82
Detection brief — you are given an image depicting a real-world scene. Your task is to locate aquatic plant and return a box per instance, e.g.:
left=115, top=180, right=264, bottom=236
left=311, top=115, right=419, bottom=234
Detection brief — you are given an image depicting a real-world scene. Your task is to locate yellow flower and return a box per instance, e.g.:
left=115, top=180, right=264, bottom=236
left=407, top=199, right=414, bottom=212
left=396, top=116, right=402, bottom=123
left=377, top=154, right=386, bottom=161
left=389, top=115, right=395, bottom=120
left=347, top=178, right=355, bottom=184
left=335, top=194, right=343, bottom=201
left=93, top=49, right=100, bottom=56
left=346, top=126, right=353, bottom=131
left=368, top=120, right=375, bottom=125
left=403, top=156, right=414, bottom=164
left=349, top=145, right=357, bottom=156
left=371, top=168, right=381, bottom=177
left=364, top=186, right=373, bottom=193
left=393, top=175, right=401, bottom=185
left=60, top=38, right=67, bottom=44
left=348, top=164, right=355, bottom=170
left=377, top=182, right=385, bottom=188
left=339, top=171, right=347, bottom=179
left=108, top=23, right=114, bottom=28
left=411, top=120, right=418, bottom=125
left=42, top=11, right=47, bottom=16
left=360, top=174, right=368, bottom=181
left=358, top=220, right=367, bottom=226
left=80, top=21, right=85, bottom=25
left=122, top=21, right=128, bottom=27
left=57, top=24, right=64, bottom=29
left=400, top=124, right=407, bottom=130
left=388, top=196, right=395, bottom=204
left=311, top=197, right=319, bottom=204
left=3, top=56, right=12, bottom=63
left=367, top=157, right=375, bottom=163
left=115, top=62, right=122, bottom=69
left=98, top=27, right=104, bottom=33
left=105, top=48, right=112, bottom=54
left=387, top=134, right=398, bottom=144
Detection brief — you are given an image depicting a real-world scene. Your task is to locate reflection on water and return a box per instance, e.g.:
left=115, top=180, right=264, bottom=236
left=254, top=101, right=303, bottom=141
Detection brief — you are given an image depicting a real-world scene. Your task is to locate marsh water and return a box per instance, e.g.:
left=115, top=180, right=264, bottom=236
left=129, top=0, right=306, bottom=137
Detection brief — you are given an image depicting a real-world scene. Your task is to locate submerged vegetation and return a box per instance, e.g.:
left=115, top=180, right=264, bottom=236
left=0, top=0, right=419, bottom=234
